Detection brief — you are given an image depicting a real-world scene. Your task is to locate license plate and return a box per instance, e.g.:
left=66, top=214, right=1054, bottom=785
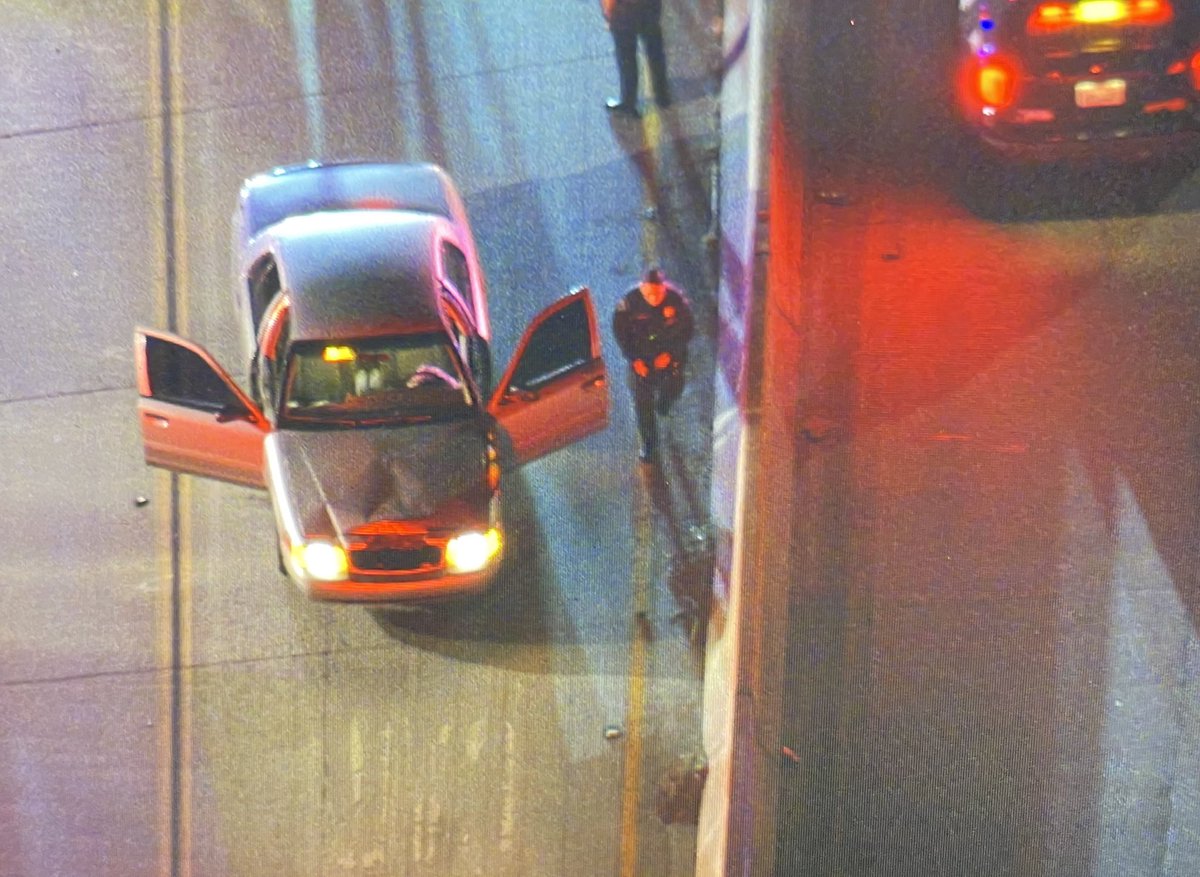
left=1075, top=79, right=1127, bottom=109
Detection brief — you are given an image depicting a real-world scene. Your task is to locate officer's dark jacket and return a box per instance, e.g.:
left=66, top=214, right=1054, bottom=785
left=612, top=283, right=694, bottom=367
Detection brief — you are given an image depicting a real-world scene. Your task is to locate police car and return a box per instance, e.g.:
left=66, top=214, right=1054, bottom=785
left=135, top=161, right=609, bottom=602
left=955, top=0, right=1200, bottom=159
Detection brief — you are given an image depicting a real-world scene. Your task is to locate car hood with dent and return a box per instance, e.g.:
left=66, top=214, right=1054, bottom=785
left=269, top=420, right=493, bottom=542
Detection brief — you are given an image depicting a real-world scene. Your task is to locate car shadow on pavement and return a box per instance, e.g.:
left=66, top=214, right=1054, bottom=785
left=365, top=463, right=563, bottom=645
left=950, top=148, right=1200, bottom=223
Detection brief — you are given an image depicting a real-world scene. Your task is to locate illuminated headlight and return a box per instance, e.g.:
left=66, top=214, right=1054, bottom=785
left=444, top=529, right=502, bottom=573
left=291, top=540, right=349, bottom=581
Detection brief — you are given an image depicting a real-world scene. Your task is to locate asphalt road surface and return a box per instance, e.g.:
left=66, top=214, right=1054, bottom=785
left=771, top=1, right=1200, bottom=875
left=0, top=4, right=721, bottom=876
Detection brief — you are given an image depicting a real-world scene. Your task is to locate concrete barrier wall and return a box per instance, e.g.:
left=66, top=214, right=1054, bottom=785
left=694, top=0, right=780, bottom=874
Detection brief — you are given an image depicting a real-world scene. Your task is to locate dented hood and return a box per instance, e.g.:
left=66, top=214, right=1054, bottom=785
left=269, top=420, right=492, bottom=540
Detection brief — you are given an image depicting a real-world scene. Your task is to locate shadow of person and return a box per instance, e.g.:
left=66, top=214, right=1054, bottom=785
left=641, top=440, right=714, bottom=647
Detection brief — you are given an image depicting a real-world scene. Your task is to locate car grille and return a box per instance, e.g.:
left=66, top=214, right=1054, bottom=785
left=351, top=545, right=442, bottom=572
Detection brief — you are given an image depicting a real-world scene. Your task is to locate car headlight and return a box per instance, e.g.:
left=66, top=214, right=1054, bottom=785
left=444, top=529, right=502, bottom=573
left=291, top=540, right=349, bottom=581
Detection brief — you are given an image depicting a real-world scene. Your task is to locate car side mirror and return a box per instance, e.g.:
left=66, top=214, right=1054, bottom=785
left=501, top=387, right=538, bottom=405
left=215, top=402, right=253, bottom=423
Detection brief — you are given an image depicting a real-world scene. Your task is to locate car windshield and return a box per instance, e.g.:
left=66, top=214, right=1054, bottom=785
left=281, top=334, right=473, bottom=426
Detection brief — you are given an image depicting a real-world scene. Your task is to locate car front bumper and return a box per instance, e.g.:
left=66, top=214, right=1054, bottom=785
left=300, top=566, right=499, bottom=603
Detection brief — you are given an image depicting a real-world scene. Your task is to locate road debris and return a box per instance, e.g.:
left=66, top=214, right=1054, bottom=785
left=635, top=610, right=655, bottom=641
left=655, top=753, right=709, bottom=824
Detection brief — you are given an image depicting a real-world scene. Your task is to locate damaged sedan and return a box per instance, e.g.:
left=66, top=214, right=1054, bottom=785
left=135, top=161, right=609, bottom=602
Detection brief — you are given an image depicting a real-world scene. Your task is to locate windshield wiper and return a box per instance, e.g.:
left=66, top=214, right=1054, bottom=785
left=283, top=414, right=360, bottom=428
left=354, top=414, right=435, bottom=427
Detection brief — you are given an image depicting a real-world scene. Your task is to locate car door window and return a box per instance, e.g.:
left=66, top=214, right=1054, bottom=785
left=442, top=298, right=471, bottom=364
left=441, top=296, right=492, bottom=393
left=248, top=258, right=281, bottom=330
left=507, top=297, right=592, bottom=392
left=263, top=318, right=291, bottom=413
left=145, top=335, right=244, bottom=412
left=487, top=289, right=607, bottom=467
left=441, top=242, right=473, bottom=312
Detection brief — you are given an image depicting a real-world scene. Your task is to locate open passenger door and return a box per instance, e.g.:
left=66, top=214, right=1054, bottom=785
left=487, top=287, right=609, bottom=466
left=134, top=329, right=269, bottom=489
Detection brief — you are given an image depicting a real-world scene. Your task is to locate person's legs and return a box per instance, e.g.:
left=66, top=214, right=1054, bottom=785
left=655, top=366, right=684, bottom=416
left=610, top=26, right=640, bottom=111
left=631, top=373, right=659, bottom=458
left=640, top=22, right=671, bottom=106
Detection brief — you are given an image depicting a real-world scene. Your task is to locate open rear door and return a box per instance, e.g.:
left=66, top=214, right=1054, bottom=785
left=134, top=328, right=269, bottom=489
left=487, top=287, right=609, bottom=466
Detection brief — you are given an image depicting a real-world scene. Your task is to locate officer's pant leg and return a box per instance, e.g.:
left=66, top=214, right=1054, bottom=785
left=655, top=366, right=684, bottom=415
left=640, top=23, right=670, bottom=104
left=631, top=374, right=658, bottom=454
left=611, top=26, right=639, bottom=106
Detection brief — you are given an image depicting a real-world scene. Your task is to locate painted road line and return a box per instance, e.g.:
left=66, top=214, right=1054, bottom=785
left=151, top=0, right=192, bottom=874
left=175, top=476, right=194, bottom=877
left=146, top=3, right=170, bottom=873
left=642, top=106, right=663, bottom=265
left=618, top=93, right=669, bottom=876
left=619, top=465, right=653, bottom=877
left=153, top=470, right=174, bottom=877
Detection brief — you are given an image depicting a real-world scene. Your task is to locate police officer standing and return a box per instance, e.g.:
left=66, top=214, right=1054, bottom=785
left=613, top=267, right=694, bottom=463
left=599, top=0, right=671, bottom=117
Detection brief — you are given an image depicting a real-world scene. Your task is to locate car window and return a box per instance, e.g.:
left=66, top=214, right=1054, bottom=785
left=508, top=298, right=592, bottom=392
left=441, top=241, right=472, bottom=310
left=440, top=296, right=474, bottom=363
left=248, top=258, right=281, bottom=330
left=281, top=334, right=474, bottom=427
left=145, top=336, right=242, bottom=412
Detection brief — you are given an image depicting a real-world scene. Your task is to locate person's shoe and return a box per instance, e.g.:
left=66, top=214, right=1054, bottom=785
left=638, top=445, right=659, bottom=465
left=605, top=97, right=640, bottom=118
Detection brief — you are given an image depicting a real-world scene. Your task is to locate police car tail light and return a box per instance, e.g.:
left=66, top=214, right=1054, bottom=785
left=976, top=58, right=1018, bottom=109
left=1028, top=2, right=1074, bottom=33
left=1191, top=49, right=1200, bottom=90
left=1129, top=0, right=1173, bottom=25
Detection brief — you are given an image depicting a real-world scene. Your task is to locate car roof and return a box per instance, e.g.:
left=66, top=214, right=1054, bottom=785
left=270, top=210, right=446, bottom=342
left=239, top=160, right=462, bottom=242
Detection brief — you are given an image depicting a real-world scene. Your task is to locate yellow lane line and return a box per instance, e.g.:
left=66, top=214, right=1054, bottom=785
left=177, top=479, right=194, bottom=877
left=168, top=0, right=189, bottom=338
left=150, top=1, right=191, bottom=874
left=146, top=0, right=169, bottom=871
left=619, top=468, right=652, bottom=877
left=642, top=107, right=662, bottom=263
left=618, top=92, right=666, bottom=877
left=168, top=0, right=193, bottom=870
left=153, top=472, right=173, bottom=877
